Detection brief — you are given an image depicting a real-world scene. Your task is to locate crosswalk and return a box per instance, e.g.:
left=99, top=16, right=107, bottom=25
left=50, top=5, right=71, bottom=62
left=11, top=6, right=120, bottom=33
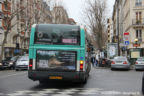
left=0, top=88, right=142, bottom=96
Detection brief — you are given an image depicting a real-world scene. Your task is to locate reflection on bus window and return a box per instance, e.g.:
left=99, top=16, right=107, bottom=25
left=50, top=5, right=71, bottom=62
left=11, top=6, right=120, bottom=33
left=35, top=24, right=80, bottom=45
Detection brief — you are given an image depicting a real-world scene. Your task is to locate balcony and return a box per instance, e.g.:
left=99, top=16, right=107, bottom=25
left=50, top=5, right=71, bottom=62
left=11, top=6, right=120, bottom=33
left=132, top=19, right=144, bottom=28
left=0, top=12, right=4, bottom=19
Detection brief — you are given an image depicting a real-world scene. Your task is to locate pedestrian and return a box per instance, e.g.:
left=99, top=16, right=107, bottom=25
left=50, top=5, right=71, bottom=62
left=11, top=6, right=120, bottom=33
left=95, top=59, right=98, bottom=67
left=91, top=55, right=95, bottom=66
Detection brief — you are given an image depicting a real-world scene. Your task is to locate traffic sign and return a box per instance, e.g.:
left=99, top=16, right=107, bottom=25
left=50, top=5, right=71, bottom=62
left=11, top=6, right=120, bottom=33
left=124, top=32, right=129, bottom=35
left=125, top=41, right=129, bottom=46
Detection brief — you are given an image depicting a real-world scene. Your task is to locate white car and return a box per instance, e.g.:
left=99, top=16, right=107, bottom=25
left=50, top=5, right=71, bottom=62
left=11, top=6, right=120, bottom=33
left=15, top=56, right=29, bottom=71
left=111, top=56, right=131, bottom=70
left=135, top=57, right=144, bottom=71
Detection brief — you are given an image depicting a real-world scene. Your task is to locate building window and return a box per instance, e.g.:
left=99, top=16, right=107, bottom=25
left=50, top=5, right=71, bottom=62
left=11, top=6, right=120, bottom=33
left=136, top=12, right=142, bottom=24
left=136, top=0, right=142, bottom=6
left=136, top=29, right=142, bottom=41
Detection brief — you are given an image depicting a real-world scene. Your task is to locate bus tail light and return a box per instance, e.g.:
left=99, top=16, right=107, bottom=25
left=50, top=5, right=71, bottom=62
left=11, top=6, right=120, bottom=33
left=80, top=60, right=84, bottom=71
left=29, top=59, right=33, bottom=70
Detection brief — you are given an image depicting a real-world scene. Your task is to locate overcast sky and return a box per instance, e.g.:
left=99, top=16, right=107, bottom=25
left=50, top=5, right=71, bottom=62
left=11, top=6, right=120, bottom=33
left=62, top=0, right=115, bottom=24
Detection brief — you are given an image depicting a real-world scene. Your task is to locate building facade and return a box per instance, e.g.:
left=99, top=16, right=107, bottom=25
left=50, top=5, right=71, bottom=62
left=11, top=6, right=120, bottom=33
left=0, top=0, right=52, bottom=60
left=113, top=0, right=144, bottom=59
left=107, top=18, right=113, bottom=43
left=52, top=6, right=69, bottom=24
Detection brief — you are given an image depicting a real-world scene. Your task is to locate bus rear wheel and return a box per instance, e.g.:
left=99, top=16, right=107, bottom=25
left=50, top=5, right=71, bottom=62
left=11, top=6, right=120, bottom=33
left=81, top=77, right=87, bottom=84
left=39, top=80, right=47, bottom=84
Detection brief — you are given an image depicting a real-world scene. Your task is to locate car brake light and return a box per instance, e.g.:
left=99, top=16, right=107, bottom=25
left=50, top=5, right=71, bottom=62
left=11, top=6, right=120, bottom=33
left=123, top=61, right=128, bottom=64
left=111, top=61, right=115, bottom=64
left=29, top=59, right=33, bottom=70
left=80, top=60, right=83, bottom=71
left=136, top=62, right=138, bottom=64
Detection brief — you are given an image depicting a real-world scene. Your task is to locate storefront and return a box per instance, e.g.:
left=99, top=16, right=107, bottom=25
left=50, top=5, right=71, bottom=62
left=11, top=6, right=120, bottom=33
left=129, top=48, right=144, bottom=64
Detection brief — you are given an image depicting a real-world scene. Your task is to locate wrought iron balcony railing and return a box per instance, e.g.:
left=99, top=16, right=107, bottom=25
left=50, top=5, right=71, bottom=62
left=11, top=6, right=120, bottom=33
left=132, top=19, right=144, bottom=25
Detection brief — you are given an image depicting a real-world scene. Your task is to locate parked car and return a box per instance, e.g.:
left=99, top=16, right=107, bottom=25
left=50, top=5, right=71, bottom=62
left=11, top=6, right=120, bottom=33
left=2, top=56, right=19, bottom=69
left=15, top=56, right=29, bottom=71
left=111, top=56, right=131, bottom=70
left=0, top=62, right=3, bottom=69
left=2, top=57, right=12, bottom=69
left=135, top=57, right=144, bottom=71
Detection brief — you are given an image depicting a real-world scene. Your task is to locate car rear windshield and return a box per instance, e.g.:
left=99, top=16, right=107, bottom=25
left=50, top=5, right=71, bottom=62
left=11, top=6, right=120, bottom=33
left=5, top=57, right=11, bottom=61
left=34, top=24, right=80, bottom=45
left=11, top=56, right=18, bottom=61
left=114, top=57, right=127, bottom=61
left=18, top=56, right=29, bottom=61
left=137, top=58, right=144, bottom=61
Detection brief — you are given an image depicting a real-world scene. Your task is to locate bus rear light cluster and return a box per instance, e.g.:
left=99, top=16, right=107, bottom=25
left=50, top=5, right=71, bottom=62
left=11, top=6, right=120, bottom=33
left=29, top=59, right=33, bottom=70
left=80, top=60, right=84, bottom=71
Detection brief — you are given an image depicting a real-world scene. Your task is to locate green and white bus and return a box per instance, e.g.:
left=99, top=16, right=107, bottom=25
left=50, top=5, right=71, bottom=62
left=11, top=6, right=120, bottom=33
left=28, top=24, right=91, bottom=84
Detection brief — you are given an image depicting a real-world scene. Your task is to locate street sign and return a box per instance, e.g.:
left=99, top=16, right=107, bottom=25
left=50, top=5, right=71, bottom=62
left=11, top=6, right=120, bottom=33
left=124, top=32, right=129, bottom=41
left=125, top=41, right=129, bottom=46
left=124, top=32, right=129, bottom=35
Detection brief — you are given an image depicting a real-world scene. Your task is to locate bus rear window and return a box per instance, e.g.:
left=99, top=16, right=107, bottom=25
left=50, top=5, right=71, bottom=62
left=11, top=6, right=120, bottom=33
left=34, top=24, right=80, bottom=45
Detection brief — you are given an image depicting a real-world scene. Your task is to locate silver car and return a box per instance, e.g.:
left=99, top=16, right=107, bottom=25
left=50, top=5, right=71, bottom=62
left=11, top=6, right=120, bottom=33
left=15, top=56, right=29, bottom=71
left=111, top=56, right=131, bottom=70
left=135, top=57, right=144, bottom=71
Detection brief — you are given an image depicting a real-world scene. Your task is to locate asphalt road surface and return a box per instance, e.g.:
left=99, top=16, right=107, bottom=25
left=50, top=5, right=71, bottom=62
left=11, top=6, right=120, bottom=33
left=0, top=66, right=143, bottom=96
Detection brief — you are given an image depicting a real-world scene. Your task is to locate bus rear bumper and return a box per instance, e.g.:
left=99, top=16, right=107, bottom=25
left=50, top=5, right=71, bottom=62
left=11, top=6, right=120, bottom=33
left=28, top=71, right=86, bottom=82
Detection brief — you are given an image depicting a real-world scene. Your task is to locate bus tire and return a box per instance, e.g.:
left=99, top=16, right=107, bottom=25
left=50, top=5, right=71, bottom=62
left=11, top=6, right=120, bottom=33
left=81, top=77, right=87, bottom=84
left=142, top=74, right=144, bottom=95
left=39, top=80, right=47, bottom=85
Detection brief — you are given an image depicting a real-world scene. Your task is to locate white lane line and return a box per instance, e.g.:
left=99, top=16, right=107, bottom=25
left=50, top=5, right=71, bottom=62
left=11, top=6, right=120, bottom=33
left=0, top=72, right=27, bottom=79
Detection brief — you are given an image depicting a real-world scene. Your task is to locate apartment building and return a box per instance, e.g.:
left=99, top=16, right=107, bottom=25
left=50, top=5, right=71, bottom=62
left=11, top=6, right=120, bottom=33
left=112, top=1, right=118, bottom=43
left=52, top=6, right=69, bottom=24
left=113, top=0, right=144, bottom=58
left=0, top=0, right=52, bottom=60
left=0, top=0, right=4, bottom=59
left=107, top=18, right=113, bottom=43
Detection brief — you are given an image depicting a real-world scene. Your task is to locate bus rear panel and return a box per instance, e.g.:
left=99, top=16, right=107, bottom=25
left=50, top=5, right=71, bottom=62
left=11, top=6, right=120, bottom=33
left=28, top=24, right=90, bottom=83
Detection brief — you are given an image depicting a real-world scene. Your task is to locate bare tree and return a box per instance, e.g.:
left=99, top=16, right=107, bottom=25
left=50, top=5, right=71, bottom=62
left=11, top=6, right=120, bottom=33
left=83, top=0, right=107, bottom=51
left=0, top=0, right=27, bottom=62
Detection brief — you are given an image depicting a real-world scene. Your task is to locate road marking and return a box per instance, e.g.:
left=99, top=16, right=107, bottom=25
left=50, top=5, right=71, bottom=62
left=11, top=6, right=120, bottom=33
left=79, top=88, right=102, bottom=94
left=1, top=88, right=143, bottom=96
left=53, top=89, right=80, bottom=96
left=0, top=72, right=27, bottom=79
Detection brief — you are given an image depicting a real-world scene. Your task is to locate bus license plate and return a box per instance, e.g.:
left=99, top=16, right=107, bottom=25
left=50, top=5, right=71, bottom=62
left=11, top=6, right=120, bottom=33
left=49, top=76, right=63, bottom=80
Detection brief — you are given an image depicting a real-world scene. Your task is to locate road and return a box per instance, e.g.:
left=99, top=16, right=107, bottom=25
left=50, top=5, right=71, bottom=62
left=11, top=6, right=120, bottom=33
left=0, top=66, right=143, bottom=96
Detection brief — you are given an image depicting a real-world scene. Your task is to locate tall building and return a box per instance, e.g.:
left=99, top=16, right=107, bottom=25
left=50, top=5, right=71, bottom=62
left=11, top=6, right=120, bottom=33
left=112, top=1, right=118, bottom=43
left=52, top=6, right=69, bottom=24
left=0, top=0, right=52, bottom=60
left=0, top=0, right=4, bottom=58
left=113, top=0, right=144, bottom=58
left=107, top=18, right=113, bottom=43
